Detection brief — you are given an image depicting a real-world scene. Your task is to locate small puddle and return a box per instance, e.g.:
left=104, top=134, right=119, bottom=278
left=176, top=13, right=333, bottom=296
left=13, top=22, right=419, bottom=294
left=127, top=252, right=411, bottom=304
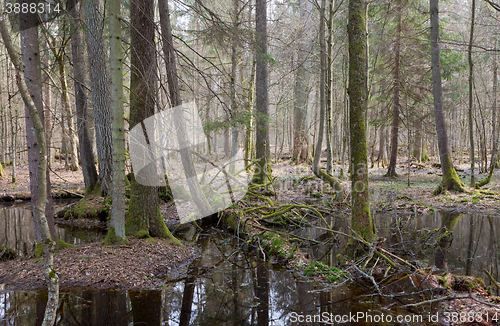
left=0, top=205, right=498, bottom=325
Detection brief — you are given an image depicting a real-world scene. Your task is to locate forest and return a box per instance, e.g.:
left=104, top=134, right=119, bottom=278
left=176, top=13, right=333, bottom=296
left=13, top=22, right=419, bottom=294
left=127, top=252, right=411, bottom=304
left=0, top=0, right=500, bottom=324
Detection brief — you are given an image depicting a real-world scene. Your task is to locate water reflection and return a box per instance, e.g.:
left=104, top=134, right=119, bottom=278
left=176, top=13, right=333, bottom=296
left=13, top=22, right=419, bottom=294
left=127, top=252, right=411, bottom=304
left=0, top=202, right=104, bottom=257
left=1, top=209, right=499, bottom=325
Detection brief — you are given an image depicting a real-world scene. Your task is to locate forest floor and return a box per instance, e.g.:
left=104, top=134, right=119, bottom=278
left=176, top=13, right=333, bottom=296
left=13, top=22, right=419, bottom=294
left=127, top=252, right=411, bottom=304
left=0, top=237, right=197, bottom=290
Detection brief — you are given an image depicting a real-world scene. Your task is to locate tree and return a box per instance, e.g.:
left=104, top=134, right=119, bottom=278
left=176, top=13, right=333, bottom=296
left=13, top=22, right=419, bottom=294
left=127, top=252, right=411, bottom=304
left=385, top=0, right=402, bottom=178
left=104, top=0, right=128, bottom=245
left=429, top=0, right=465, bottom=195
left=348, top=0, right=376, bottom=245
left=69, top=0, right=98, bottom=191
left=312, top=0, right=344, bottom=201
left=467, top=0, right=476, bottom=187
left=293, top=0, right=313, bottom=164
left=0, top=9, right=58, bottom=325
left=84, top=0, right=113, bottom=196
left=251, top=0, right=272, bottom=185
left=126, top=0, right=166, bottom=238
left=159, top=0, right=212, bottom=226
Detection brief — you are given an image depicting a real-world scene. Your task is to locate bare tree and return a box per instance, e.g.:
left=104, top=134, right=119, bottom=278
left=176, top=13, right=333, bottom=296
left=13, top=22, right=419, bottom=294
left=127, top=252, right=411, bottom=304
left=430, top=0, right=465, bottom=195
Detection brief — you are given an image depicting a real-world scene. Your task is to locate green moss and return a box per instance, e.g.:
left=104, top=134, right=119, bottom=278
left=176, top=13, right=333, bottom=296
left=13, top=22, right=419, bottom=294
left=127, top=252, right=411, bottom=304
left=35, top=242, right=43, bottom=258
left=102, top=227, right=129, bottom=245
left=57, top=238, right=75, bottom=250
left=48, top=267, right=56, bottom=279
left=146, top=237, right=156, bottom=243
left=135, top=229, right=150, bottom=239
left=304, top=261, right=347, bottom=283
left=64, top=195, right=110, bottom=221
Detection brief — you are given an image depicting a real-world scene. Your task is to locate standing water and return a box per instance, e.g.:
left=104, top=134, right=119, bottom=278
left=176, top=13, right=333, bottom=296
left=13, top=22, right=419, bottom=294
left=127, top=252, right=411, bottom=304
left=0, top=203, right=499, bottom=325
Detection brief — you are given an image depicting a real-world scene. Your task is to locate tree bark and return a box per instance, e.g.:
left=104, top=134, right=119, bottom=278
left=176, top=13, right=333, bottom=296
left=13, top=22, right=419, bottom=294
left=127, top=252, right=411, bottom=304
left=386, top=0, right=402, bottom=178
left=69, top=0, right=98, bottom=190
left=312, top=0, right=344, bottom=201
left=0, top=11, right=59, bottom=326
left=251, top=0, right=272, bottom=185
left=84, top=0, right=113, bottom=196
left=468, top=0, right=476, bottom=187
left=104, top=0, right=128, bottom=245
left=347, top=0, right=376, bottom=246
left=430, top=0, right=465, bottom=195
left=126, top=0, right=163, bottom=238
left=293, top=0, right=312, bottom=164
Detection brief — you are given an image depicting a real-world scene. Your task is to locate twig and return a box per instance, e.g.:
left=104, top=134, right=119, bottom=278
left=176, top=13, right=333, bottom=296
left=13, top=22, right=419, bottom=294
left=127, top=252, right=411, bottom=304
left=354, top=265, right=383, bottom=296
left=483, top=268, right=500, bottom=290
left=52, top=186, right=84, bottom=198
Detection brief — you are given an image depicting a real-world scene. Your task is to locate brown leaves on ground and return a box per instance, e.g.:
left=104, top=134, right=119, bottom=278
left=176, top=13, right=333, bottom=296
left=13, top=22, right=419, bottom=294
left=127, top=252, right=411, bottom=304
left=0, top=237, right=196, bottom=290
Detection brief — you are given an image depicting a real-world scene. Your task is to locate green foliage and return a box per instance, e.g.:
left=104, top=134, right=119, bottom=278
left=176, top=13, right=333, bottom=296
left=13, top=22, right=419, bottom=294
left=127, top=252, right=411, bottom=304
left=304, top=261, right=347, bottom=283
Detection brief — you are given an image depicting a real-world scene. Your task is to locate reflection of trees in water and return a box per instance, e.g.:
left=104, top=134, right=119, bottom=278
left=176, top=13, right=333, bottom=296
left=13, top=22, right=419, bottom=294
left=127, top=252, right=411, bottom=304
left=0, top=208, right=35, bottom=256
left=434, top=211, right=462, bottom=270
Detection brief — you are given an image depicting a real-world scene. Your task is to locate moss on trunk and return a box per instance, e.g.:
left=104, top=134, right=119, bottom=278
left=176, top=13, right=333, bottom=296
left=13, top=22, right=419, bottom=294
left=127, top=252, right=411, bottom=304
left=102, top=227, right=129, bottom=245
left=433, top=156, right=466, bottom=195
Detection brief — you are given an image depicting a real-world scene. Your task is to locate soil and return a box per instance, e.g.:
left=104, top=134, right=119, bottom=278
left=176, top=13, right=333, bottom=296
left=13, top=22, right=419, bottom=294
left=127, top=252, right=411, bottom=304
left=0, top=237, right=197, bottom=290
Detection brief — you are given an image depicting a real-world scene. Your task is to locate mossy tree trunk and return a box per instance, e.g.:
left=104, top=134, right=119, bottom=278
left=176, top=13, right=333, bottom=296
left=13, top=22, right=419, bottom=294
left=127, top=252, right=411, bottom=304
left=125, top=0, right=157, bottom=235
left=0, top=11, right=59, bottom=326
left=126, top=0, right=176, bottom=241
left=347, top=0, right=377, bottom=247
left=251, top=0, right=272, bottom=185
left=105, top=0, right=128, bottom=245
left=430, top=0, right=465, bottom=195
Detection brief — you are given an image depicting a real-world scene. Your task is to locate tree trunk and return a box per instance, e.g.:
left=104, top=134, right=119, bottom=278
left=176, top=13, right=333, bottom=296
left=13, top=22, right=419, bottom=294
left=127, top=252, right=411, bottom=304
left=293, top=0, right=312, bottom=164
left=325, top=0, right=335, bottom=176
left=54, top=52, right=79, bottom=171
left=312, top=0, right=344, bottom=201
left=84, top=0, right=113, bottom=196
left=430, top=0, right=465, bottom=195
left=0, top=11, right=59, bottom=326
left=251, top=0, right=272, bottom=185
left=386, top=0, right=402, bottom=178
left=159, top=0, right=212, bottom=227
left=69, top=0, right=98, bottom=191
left=126, top=0, right=162, bottom=238
left=104, top=0, right=128, bottom=245
left=347, top=0, right=376, bottom=247
left=468, top=0, right=476, bottom=187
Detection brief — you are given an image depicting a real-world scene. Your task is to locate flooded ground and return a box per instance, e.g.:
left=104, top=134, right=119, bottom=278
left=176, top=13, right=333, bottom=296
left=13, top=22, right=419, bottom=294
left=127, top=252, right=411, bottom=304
left=0, top=203, right=498, bottom=325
